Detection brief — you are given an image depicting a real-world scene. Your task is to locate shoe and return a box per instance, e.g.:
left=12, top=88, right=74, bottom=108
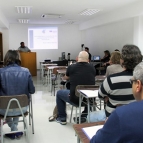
left=5, top=133, right=15, bottom=140
left=81, top=113, right=88, bottom=118
left=73, top=117, right=86, bottom=124
left=56, top=117, right=67, bottom=125
left=15, top=132, right=23, bottom=139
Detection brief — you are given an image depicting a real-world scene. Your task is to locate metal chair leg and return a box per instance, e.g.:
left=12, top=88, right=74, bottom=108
left=29, top=103, right=31, bottom=125
left=70, top=105, right=73, bottom=123
left=29, top=96, right=35, bottom=134
left=75, top=107, right=77, bottom=124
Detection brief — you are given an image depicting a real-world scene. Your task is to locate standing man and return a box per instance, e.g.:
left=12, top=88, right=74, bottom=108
left=18, top=42, right=31, bottom=52
left=85, top=47, right=91, bottom=61
left=56, top=51, right=96, bottom=125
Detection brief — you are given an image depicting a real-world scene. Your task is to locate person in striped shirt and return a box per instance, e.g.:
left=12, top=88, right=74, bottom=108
left=99, top=44, right=142, bottom=117
left=88, top=45, right=142, bottom=122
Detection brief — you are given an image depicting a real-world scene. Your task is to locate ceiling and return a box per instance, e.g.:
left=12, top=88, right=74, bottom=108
left=0, top=0, right=142, bottom=26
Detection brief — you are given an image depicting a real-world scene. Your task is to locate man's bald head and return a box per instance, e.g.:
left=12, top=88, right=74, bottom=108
left=78, top=51, right=89, bottom=62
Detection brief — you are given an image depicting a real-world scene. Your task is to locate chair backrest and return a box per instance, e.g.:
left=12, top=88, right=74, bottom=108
left=75, top=85, right=99, bottom=97
left=0, top=94, right=28, bottom=109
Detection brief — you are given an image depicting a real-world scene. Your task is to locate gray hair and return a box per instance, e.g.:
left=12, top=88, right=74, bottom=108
left=133, top=62, right=143, bottom=84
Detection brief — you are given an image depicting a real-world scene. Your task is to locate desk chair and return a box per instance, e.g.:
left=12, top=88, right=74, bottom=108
left=0, top=94, right=29, bottom=143
left=70, top=85, right=100, bottom=124
left=51, top=67, right=60, bottom=96
left=51, top=67, right=67, bottom=96
left=29, top=94, right=34, bottom=134
left=96, top=67, right=105, bottom=75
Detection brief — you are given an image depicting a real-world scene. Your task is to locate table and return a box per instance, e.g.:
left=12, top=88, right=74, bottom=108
left=73, top=121, right=105, bottom=143
left=95, top=75, right=106, bottom=86
left=90, top=62, right=102, bottom=67
left=95, top=75, right=106, bottom=81
left=79, top=90, right=98, bottom=123
left=40, top=63, right=57, bottom=84
left=57, top=69, right=66, bottom=74
left=46, top=66, right=67, bottom=91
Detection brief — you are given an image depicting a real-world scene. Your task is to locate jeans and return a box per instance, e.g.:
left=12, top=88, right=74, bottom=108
left=56, top=89, right=77, bottom=120
left=0, top=106, right=28, bottom=131
left=87, top=109, right=106, bottom=122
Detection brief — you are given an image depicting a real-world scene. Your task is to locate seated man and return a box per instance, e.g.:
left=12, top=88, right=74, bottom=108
left=88, top=44, right=142, bottom=122
left=56, top=51, right=96, bottom=125
left=0, top=50, right=35, bottom=139
left=91, top=61, right=143, bottom=143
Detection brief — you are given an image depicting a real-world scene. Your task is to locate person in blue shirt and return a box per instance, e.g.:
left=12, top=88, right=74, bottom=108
left=0, top=50, right=35, bottom=139
left=90, top=61, right=143, bottom=143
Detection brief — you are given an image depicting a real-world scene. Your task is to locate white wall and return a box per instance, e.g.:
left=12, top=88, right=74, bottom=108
left=9, top=24, right=81, bottom=69
left=138, top=16, right=143, bottom=55
left=81, top=18, right=134, bottom=57
left=79, top=0, right=143, bottom=30
left=0, top=28, right=9, bottom=60
left=1, top=28, right=9, bottom=58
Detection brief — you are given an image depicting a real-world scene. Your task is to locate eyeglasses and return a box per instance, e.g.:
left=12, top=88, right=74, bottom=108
left=129, top=79, right=137, bottom=85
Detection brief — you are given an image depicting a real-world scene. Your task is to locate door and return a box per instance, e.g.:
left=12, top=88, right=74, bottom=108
left=0, top=33, right=3, bottom=61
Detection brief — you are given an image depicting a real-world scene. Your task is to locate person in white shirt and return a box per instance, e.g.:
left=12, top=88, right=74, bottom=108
left=105, top=51, right=123, bottom=77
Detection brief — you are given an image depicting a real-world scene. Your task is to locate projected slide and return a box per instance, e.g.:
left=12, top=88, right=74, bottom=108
left=28, top=27, right=58, bottom=49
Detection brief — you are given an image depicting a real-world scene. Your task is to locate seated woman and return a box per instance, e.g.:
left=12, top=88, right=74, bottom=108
left=105, top=51, right=123, bottom=77
left=95, top=50, right=111, bottom=75
left=0, top=50, right=35, bottom=139
left=101, top=50, right=110, bottom=63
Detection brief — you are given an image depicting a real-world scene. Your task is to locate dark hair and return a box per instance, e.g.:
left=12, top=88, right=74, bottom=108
left=121, top=45, right=142, bottom=70
left=104, top=50, right=110, bottom=57
left=115, top=49, right=120, bottom=52
left=85, top=47, right=89, bottom=50
left=16, top=59, right=21, bottom=66
left=4, top=50, right=21, bottom=66
left=20, top=42, right=24, bottom=45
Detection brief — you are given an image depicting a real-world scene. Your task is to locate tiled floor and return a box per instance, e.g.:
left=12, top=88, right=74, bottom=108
left=2, top=71, right=77, bottom=143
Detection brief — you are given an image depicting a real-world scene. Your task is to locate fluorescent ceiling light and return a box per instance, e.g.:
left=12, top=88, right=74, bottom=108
left=15, top=6, right=32, bottom=14
left=79, top=9, right=100, bottom=16
left=18, top=19, right=29, bottom=23
left=65, top=20, right=76, bottom=24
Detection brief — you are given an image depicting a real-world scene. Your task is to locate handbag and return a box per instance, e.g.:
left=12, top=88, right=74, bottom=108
left=49, top=105, right=58, bottom=122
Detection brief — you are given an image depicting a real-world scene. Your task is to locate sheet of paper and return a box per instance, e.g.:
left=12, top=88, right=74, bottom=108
left=80, top=90, right=98, bottom=97
left=82, top=125, right=103, bottom=139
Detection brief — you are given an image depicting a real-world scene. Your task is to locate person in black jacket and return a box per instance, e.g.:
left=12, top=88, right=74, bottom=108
left=56, top=51, right=96, bottom=125
left=0, top=50, right=35, bottom=139
left=85, top=47, right=92, bottom=62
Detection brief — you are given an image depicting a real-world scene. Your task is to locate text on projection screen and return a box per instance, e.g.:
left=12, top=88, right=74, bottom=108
left=28, top=27, right=58, bottom=49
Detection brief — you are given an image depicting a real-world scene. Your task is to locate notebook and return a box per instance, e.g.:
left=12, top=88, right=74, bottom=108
left=79, top=90, right=98, bottom=98
left=82, top=125, right=103, bottom=139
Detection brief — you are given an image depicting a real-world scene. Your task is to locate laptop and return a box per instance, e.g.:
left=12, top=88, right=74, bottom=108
left=92, top=55, right=100, bottom=62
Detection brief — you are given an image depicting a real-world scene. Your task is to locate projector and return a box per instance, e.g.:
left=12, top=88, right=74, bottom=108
left=41, top=14, right=62, bottom=18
